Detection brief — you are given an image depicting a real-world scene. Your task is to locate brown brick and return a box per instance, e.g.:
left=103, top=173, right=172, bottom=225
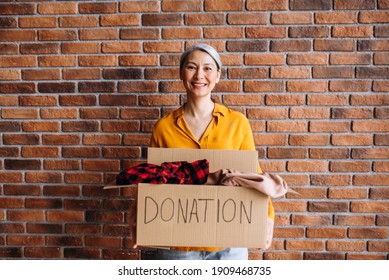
left=102, top=42, right=142, bottom=54
left=307, top=227, right=347, bottom=238
left=22, top=121, right=60, bottom=132
left=25, top=247, right=61, bottom=259
left=144, top=68, right=179, bottom=80
left=26, top=224, right=63, bottom=234
left=351, top=202, right=389, bottom=213
left=59, top=95, right=97, bottom=106
left=315, top=12, right=357, bottom=24
left=268, top=121, right=308, bottom=133
left=99, top=94, right=137, bottom=106
left=39, top=56, right=76, bottom=67
left=4, top=159, right=41, bottom=170
left=62, top=147, right=99, bottom=158
left=205, top=0, right=243, bottom=11
left=3, top=134, right=39, bottom=145
left=79, top=81, right=116, bottom=93
left=79, top=56, right=117, bottom=67
left=65, top=173, right=103, bottom=184
left=139, top=94, right=179, bottom=106
left=351, top=94, right=389, bottom=106
left=374, top=161, right=389, bottom=172
left=64, top=248, right=101, bottom=259
left=100, top=14, right=139, bottom=27
left=358, top=40, right=389, bottom=51
left=309, top=201, right=349, bottom=212
left=292, top=214, right=332, bottom=225
left=290, top=108, right=329, bottom=119
left=120, top=1, right=160, bottom=12
left=38, top=30, right=77, bottom=41
left=310, top=148, right=349, bottom=159
left=63, top=69, right=101, bottom=80
left=288, top=160, right=328, bottom=172
left=349, top=228, right=388, bottom=239
left=331, top=53, right=371, bottom=65
left=8, top=236, right=45, bottom=246
left=290, top=26, right=329, bottom=38
left=291, top=0, right=331, bottom=10
left=0, top=122, right=20, bottom=132
left=314, top=39, right=355, bottom=51
left=101, top=120, right=139, bottom=132
left=42, top=135, right=80, bottom=145
left=60, top=16, right=99, bottom=27
left=243, top=81, right=287, bottom=92
left=186, top=13, right=225, bottom=25
left=245, top=54, right=284, bottom=66
left=226, top=40, right=267, bottom=52
left=222, top=94, right=261, bottom=106
left=311, top=175, right=351, bottom=186
left=121, top=28, right=160, bottom=40
left=354, top=175, right=389, bottom=186
left=268, top=147, right=306, bottom=159
left=0, top=30, right=36, bottom=42
left=205, top=27, right=244, bottom=38
left=288, top=81, right=328, bottom=92
left=368, top=241, right=389, bottom=252
left=25, top=172, right=62, bottom=183
left=228, top=68, right=268, bottom=79
left=80, top=108, right=118, bottom=119
left=79, top=28, right=119, bottom=40
left=360, top=11, right=389, bottom=23
left=374, top=53, right=389, bottom=65
left=332, top=134, right=373, bottom=146
left=162, top=0, right=201, bottom=11
left=0, top=17, right=17, bottom=28
left=271, top=40, right=311, bottom=52
left=23, top=69, right=61, bottom=80
left=8, top=210, right=45, bottom=221
left=120, top=55, right=158, bottom=66
left=61, top=42, right=100, bottom=54
left=286, top=240, right=325, bottom=251
left=287, top=53, right=327, bottom=65
left=330, top=161, right=371, bottom=173
left=247, top=27, right=286, bottom=38
left=66, top=224, right=102, bottom=234
left=43, top=185, right=80, bottom=196
left=247, top=108, right=286, bottom=119
left=335, top=215, right=375, bottom=226
left=332, top=108, right=373, bottom=119
left=142, top=14, right=181, bottom=26
left=334, top=0, right=375, bottom=10
left=0, top=55, right=36, bottom=67
left=22, top=146, right=60, bottom=158
left=353, top=120, right=389, bottom=132
left=62, top=121, right=99, bottom=132
left=102, top=147, right=140, bottom=158
left=20, top=16, right=58, bottom=28
left=327, top=240, right=365, bottom=252
left=330, top=80, right=371, bottom=92
left=79, top=2, right=117, bottom=14
left=357, top=67, right=389, bottom=79
left=2, top=108, right=39, bottom=119
left=266, top=94, right=305, bottom=105
left=118, top=81, right=157, bottom=93
left=41, top=108, right=78, bottom=119
left=0, top=43, right=18, bottom=54
left=272, top=12, right=312, bottom=24
left=228, top=13, right=268, bottom=24
left=0, top=69, right=20, bottom=80
left=289, top=134, right=329, bottom=146
left=329, top=188, right=368, bottom=199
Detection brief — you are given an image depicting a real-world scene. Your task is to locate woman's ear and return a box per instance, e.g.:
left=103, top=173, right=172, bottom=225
left=216, top=69, right=221, bottom=83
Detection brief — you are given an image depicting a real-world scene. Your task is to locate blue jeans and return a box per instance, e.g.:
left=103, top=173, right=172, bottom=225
left=154, top=247, right=248, bottom=260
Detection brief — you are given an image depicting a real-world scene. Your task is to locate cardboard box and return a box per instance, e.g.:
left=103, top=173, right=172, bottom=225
left=136, top=148, right=268, bottom=249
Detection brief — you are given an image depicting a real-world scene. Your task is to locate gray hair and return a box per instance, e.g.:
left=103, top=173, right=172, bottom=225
left=179, top=44, right=222, bottom=73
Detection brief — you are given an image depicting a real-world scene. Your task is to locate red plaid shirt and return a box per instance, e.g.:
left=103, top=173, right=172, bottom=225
left=116, top=159, right=209, bottom=185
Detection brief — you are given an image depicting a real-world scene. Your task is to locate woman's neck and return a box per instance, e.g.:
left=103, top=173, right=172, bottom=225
left=184, top=98, right=215, bottom=119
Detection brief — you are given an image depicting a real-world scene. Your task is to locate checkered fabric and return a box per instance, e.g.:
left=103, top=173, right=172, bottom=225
left=116, top=159, right=209, bottom=185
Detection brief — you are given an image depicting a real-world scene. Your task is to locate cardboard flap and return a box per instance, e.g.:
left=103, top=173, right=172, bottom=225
left=148, top=148, right=258, bottom=173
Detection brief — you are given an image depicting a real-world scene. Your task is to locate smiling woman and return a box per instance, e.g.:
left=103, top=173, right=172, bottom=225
left=148, top=43, right=275, bottom=260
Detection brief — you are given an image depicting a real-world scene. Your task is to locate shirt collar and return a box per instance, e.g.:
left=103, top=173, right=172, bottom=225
left=173, top=102, right=227, bottom=119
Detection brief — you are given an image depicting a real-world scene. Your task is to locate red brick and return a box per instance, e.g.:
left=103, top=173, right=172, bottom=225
left=368, top=241, right=389, bottom=252
left=330, top=53, right=371, bottom=65
left=38, top=2, right=77, bottom=14
left=120, top=1, right=160, bottom=13
left=185, top=13, right=225, bottom=25
left=39, top=56, right=76, bottom=67
left=329, top=188, right=368, bottom=199
left=310, top=121, right=350, bottom=133
left=286, top=240, right=325, bottom=251
left=102, top=43, right=142, bottom=55
left=79, top=2, right=117, bottom=14
left=8, top=236, right=45, bottom=246
left=288, top=160, right=328, bottom=172
left=247, top=27, right=286, bottom=38
left=25, top=172, right=62, bottom=183
left=265, top=94, right=305, bottom=105
left=314, top=39, right=355, bottom=51
left=62, top=121, right=99, bottom=132
left=272, top=12, right=312, bottom=24
left=253, top=134, right=287, bottom=146
left=327, top=240, right=365, bottom=252
left=79, top=56, right=117, bottom=67
left=64, top=248, right=101, bottom=259
left=100, top=14, right=140, bottom=26
left=120, top=55, right=158, bottom=66
left=247, top=108, right=287, bottom=119
left=60, top=95, right=97, bottom=106
left=38, top=30, right=77, bottom=41
left=268, top=147, right=307, bottom=158
left=291, top=0, right=332, bottom=10
left=0, top=69, right=20, bottom=80
left=61, top=42, right=100, bottom=54
left=349, top=228, right=388, bottom=239
left=351, top=202, right=389, bottom=213
left=19, top=17, right=58, bottom=28
left=332, top=134, right=373, bottom=146
left=3, top=134, right=39, bottom=145
left=330, top=161, right=371, bottom=172
left=205, top=27, right=244, bottom=38
left=358, top=40, right=389, bottom=51
left=102, top=121, right=139, bottom=132
left=22, top=147, right=60, bottom=158
left=8, top=210, right=45, bottom=221
left=43, top=185, right=80, bottom=196
left=25, top=247, right=61, bottom=258
left=292, top=214, right=332, bottom=225
left=118, top=81, right=157, bottom=92
left=310, top=148, right=349, bottom=159
left=0, top=56, right=36, bottom=67
left=354, top=175, right=389, bottom=186
left=246, top=54, right=284, bottom=67
left=139, top=94, right=179, bottom=106
left=311, top=175, right=351, bottom=186
left=289, top=134, right=329, bottom=146
left=360, top=11, right=389, bottom=23
left=162, top=0, right=201, bottom=12
left=335, top=215, right=375, bottom=226
left=353, top=120, right=389, bottom=132
left=83, top=134, right=121, bottom=145
left=2, top=108, right=39, bottom=119
left=142, top=14, right=181, bottom=26
left=62, top=147, right=99, bottom=158
left=102, top=147, right=141, bottom=159
left=228, top=68, right=268, bottom=79
left=307, top=227, right=347, bottom=238
left=228, top=13, right=268, bottom=24
left=373, top=161, right=389, bottom=172
left=205, top=0, right=243, bottom=11
left=0, top=30, right=36, bottom=42
left=79, top=29, right=119, bottom=40
left=315, top=12, right=357, bottom=24
left=347, top=253, right=386, bottom=260
left=290, top=108, right=329, bottom=119
left=334, top=0, right=375, bottom=10
left=60, top=16, right=99, bottom=27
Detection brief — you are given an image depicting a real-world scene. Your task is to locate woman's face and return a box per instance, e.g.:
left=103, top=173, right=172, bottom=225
left=181, top=50, right=221, bottom=99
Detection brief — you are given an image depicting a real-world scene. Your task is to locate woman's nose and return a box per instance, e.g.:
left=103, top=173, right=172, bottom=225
left=194, top=68, right=204, bottom=79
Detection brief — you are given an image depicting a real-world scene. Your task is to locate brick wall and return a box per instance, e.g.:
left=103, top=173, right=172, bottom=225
left=0, top=0, right=388, bottom=260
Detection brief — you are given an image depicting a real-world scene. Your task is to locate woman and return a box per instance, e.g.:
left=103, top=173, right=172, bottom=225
left=149, top=43, right=274, bottom=260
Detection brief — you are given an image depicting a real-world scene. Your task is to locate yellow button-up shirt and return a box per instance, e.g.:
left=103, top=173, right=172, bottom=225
left=150, top=103, right=274, bottom=251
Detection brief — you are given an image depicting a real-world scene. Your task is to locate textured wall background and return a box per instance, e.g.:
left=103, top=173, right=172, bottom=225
left=0, top=0, right=388, bottom=260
